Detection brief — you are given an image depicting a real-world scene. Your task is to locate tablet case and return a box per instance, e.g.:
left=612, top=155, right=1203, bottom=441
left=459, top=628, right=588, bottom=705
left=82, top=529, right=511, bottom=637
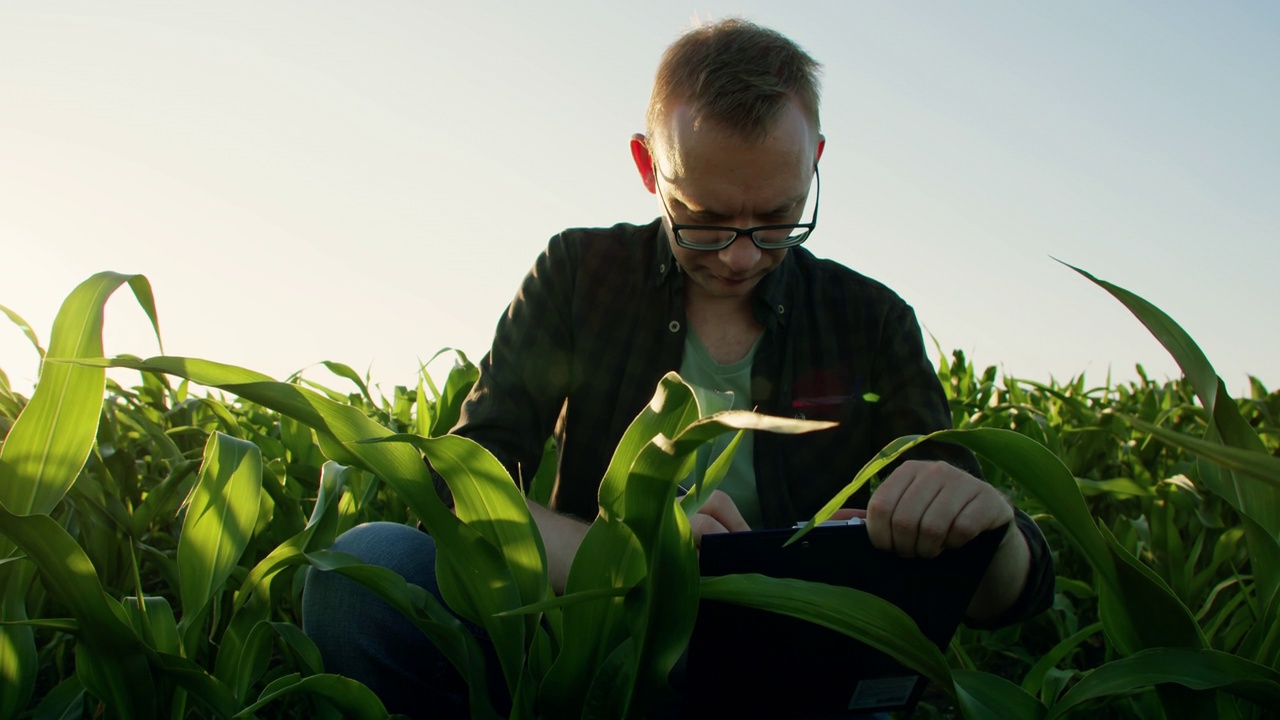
left=679, top=521, right=1006, bottom=717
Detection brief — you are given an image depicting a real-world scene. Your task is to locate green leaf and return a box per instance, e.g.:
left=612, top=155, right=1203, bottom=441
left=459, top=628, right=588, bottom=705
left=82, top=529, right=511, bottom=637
left=1102, top=522, right=1206, bottom=654
left=0, top=303, right=45, bottom=361
left=0, top=618, right=79, bottom=634
left=178, top=432, right=263, bottom=631
left=1075, top=477, right=1153, bottom=498
left=538, top=520, right=645, bottom=718
left=1126, top=416, right=1280, bottom=490
left=122, top=596, right=181, bottom=657
left=32, top=676, right=84, bottom=720
left=69, top=355, right=463, bottom=591
left=236, top=673, right=388, bottom=719
left=216, top=463, right=348, bottom=697
left=0, top=273, right=159, bottom=519
left=954, top=669, right=1047, bottom=720
left=229, top=616, right=274, bottom=703
left=1047, top=648, right=1280, bottom=718
left=791, top=433, right=931, bottom=542
left=581, top=638, right=638, bottom=720
left=233, top=460, right=347, bottom=613
left=700, top=573, right=954, bottom=693
left=428, top=352, right=478, bottom=438
left=268, top=621, right=325, bottom=677
left=0, top=562, right=37, bottom=720
left=150, top=651, right=239, bottom=718
left=366, top=433, right=548, bottom=624
left=0, top=509, right=156, bottom=717
left=1021, top=622, right=1103, bottom=700
left=1066, top=262, right=1280, bottom=596
left=318, top=361, right=374, bottom=405
left=302, top=550, right=502, bottom=720
left=617, top=375, right=832, bottom=717
left=70, top=354, right=533, bottom=709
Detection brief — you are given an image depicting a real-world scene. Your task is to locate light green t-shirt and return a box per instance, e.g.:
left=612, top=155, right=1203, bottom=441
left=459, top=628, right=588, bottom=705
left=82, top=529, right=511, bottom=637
left=678, top=330, right=762, bottom=529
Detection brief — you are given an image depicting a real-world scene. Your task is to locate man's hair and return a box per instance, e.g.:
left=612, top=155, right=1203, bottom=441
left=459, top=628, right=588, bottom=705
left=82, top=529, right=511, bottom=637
left=646, top=18, right=822, bottom=144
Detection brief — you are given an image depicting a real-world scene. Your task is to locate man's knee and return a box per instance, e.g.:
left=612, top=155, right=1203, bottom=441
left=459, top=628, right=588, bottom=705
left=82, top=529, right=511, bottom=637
left=300, top=521, right=438, bottom=634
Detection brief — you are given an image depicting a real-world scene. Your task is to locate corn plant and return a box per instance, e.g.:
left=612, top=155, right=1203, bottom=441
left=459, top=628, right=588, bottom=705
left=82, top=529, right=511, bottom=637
left=3, top=268, right=1280, bottom=718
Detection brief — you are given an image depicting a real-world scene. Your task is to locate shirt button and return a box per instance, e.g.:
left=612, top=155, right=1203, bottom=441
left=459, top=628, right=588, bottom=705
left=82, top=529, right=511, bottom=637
left=659, top=263, right=666, bottom=273
left=794, top=412, right=806, bottom=420
left=777, top=304, right=785, bottom=314
left=669, top=321, right=680, bottom=332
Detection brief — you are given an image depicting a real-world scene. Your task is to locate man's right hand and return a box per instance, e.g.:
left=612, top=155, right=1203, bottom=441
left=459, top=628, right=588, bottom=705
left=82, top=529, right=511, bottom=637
left=687, top=489, right=750, bottom=548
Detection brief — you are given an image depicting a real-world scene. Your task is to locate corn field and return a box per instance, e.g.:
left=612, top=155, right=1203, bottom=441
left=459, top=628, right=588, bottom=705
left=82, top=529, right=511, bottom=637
left=0, top=266, right=1278, bottom=719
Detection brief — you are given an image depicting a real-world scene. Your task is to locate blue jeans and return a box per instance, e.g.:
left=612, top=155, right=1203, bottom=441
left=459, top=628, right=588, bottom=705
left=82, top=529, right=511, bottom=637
left=301, top=521, right=506, bottom=719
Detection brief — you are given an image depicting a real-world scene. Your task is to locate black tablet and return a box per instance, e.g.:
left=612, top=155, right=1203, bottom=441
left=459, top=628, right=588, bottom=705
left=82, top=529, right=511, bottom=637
left=680, top=520, right=1006, bottom=718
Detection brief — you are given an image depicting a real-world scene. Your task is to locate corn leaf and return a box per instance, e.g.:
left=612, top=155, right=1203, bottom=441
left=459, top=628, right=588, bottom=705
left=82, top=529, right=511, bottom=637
left=318, top=361, right=373, bottom=405
left=429, top=353, right=478, bottom=438
left=150, top=652, right=239, bottom=718
left=230, top=619, right=274, bottom=704
left=954, top=669, right=1048, bottom=720
left=0, top=272, right=159, bottom=518
left=1125, top=417, right=1280, bottom=490
left=1021, top=621, right=1103, bottom=699
left=0, top=508, right=155, bottom=717
left=1046, top=648, right=1280, bottom=718
left=302, top=550, right=501, bottom=720
left=31, top=676, right=84, bottom=720
left=0, top=303, right=44, bottom=362
left=178, top=433, right=263, bottom=631
left=700, top=573, right=954, bottom=692
left=235, top=673, right=388, bottom=719
left=267, top=621, right=325, bottom=677
left=121, top=596, right=180, bottom=657
left=537, top=519, right=645, bottom=718
left=1066, top=263, right=1280, bottom=599
left=364, top=433, right=548, bottom=627
left=68, top=354, right=526, bottom=696
left=0, top=563, right=37, bottom=720
left=581, top=637, right=637, bottom=720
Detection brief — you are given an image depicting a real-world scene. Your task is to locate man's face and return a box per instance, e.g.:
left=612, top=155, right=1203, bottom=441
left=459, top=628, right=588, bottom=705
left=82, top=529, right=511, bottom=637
left=650, top=99, right=821, bottom=302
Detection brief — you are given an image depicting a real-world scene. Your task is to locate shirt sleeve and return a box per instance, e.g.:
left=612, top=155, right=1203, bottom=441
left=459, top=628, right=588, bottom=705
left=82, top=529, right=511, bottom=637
left=434, top=234, right=577, bottom=504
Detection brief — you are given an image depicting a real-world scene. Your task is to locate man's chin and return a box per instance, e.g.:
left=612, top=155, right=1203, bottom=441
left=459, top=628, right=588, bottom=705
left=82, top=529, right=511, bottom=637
left=695, top=273, right=761, bottom=297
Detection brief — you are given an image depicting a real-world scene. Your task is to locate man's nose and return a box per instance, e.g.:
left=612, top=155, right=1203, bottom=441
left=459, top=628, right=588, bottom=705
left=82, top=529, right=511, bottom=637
left=717, top=233, right=761, bottom=272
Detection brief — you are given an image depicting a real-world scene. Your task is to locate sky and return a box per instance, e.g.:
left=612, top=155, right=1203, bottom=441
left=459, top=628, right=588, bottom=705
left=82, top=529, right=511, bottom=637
left=2, top=1, right=1277, bottom=401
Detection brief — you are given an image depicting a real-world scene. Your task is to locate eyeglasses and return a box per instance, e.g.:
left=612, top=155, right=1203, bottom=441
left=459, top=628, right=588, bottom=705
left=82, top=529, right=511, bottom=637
left=654, top=165, right=819, bottom=251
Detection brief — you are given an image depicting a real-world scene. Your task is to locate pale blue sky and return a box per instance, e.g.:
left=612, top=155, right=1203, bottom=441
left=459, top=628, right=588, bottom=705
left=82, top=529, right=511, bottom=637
left=2, top=2, right=1276, bottom=399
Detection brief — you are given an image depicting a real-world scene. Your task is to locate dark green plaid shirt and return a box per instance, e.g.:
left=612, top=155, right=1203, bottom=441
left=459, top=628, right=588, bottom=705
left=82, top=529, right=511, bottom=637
left=450, top=219, right=1052, bottom=627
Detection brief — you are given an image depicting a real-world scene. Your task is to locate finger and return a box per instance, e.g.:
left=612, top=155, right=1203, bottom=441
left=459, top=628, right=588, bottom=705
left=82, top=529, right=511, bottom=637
left=887, top=464, right=947, bottom=558
left=945, top=489, right=1014, bottom=550
left=830, top=508, right=864, bottom=521
left=689, top=514, right=729, bottom=549
left=866, top=462, right=919, bottom=552
left=701, top=490, right=750, bottom=533
left=915, top=480, right=983, bottom=558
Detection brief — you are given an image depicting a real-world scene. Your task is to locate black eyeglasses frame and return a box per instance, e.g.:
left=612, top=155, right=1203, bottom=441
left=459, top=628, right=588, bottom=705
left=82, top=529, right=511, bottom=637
left=654, top=165, right=820, bottom=251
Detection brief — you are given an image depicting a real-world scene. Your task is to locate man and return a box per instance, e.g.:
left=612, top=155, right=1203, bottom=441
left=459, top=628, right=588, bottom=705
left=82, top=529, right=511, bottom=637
left=305, top=18, right=1052, bottom=717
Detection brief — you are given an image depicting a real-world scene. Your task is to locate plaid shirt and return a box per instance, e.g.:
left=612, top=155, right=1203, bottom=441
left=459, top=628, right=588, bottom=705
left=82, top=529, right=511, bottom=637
left=451, top=218, right=1052, bottom=627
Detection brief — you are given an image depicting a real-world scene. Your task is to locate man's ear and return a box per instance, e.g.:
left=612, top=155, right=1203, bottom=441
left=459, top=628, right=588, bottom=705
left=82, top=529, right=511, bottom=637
left=630, top=133, right=657, bottom=194
left=816, top=135, right=826, bottom=164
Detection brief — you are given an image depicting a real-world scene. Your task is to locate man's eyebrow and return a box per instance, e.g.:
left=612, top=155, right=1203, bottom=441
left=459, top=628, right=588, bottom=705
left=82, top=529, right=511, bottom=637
left=675, top=193, right=806, bottom=221
left=673, top=195, right=730, bottom=220
left=765, top=193, right=806, bottom=216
